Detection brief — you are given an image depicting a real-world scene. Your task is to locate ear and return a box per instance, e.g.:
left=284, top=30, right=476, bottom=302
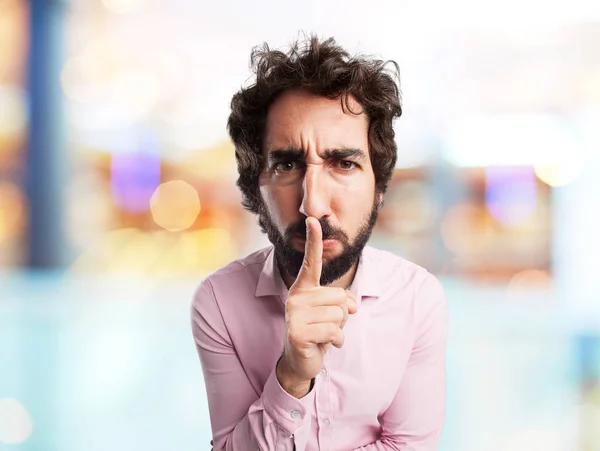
left=376, top=192, right=384, bottom=209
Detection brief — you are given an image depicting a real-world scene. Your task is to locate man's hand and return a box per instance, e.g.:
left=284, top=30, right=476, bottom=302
left=276, top=217, right=357, bottom=398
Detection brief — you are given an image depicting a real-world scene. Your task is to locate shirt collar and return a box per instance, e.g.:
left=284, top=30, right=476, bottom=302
left=254, top=246, right=285, bottom=299
left=255, top=245, right=383, bottom=302
left=349, top=246, right=383, bottom=299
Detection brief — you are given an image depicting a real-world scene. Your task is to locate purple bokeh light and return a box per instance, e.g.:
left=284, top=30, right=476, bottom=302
left=485, top=166, right=537, bottom=226
left=110, top=132, right=161, bottom=213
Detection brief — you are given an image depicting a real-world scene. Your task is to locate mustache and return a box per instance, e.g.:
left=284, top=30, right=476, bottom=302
left=284, top=217, right=349, bottom=242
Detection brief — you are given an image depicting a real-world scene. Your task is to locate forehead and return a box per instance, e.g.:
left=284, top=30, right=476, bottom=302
left=263, top=89, right=369, bottom=153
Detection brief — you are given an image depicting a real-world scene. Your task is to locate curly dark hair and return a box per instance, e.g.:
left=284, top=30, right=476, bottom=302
left=227, top=34, right=402, bottom=216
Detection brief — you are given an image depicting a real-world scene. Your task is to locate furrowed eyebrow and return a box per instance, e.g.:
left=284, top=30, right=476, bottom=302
left=267, top=148, right=304, bottom=163
left=266, top=147, right=367, bottom=164
left=322, top=147, right=367, bottom=162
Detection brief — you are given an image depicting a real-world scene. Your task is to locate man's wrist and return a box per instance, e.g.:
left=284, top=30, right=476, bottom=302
left=276, top=355, right=314, bottom=399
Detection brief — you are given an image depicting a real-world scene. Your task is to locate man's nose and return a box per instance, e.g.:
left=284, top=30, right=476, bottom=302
left=299, top=166, right=331, bottom=219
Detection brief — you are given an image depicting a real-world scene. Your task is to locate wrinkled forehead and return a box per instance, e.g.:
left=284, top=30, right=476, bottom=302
left=263, top=89, right=369, bottom=154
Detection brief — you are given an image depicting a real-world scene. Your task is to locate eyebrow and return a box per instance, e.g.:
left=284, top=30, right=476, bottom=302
left=322, top=147, right=367, bottom=162
left=267, top=147, right=367, bottom=163
left=267, top=148, right=304, bottom=163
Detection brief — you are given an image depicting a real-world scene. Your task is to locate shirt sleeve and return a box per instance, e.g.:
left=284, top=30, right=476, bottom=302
left=352, top=273, right=448, bottom=451
left=190, top=279, right=314, bottom=451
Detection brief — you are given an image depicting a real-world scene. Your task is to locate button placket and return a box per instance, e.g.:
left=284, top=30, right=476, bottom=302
left=316, top=356, right=333, bottom=449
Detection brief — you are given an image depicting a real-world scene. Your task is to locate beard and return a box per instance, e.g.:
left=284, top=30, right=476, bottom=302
left=258, top=197, right=380, bottom=286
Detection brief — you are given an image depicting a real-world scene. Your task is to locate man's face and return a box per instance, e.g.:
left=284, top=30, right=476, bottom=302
left=258, top=89, right=380, bottom=286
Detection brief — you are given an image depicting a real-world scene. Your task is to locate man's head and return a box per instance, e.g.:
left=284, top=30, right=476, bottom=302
left=227, top=35, right=402, bottom=285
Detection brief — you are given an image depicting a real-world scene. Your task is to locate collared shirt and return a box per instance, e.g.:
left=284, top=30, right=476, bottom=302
left=191, top=245, right=448, bottom=451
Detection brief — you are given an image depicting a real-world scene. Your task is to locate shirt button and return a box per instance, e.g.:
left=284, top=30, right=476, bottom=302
left=291, top=410, right=302, bottom=420
left=322, top=418, right=331, bottom=426
left=319, top=368, right=327, bottom=377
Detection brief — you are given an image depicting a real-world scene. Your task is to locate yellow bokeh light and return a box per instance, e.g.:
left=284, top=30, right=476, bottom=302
left=68, top=225, right=239, bottom=276
left=70, top=228, right=143, bottom=273
left=179, top=228, right=236, bottom=273
left=0, top=181, right=26, bottom=245
left=104, top=230, right=165, bottom=274
left=181, top=141, right=238, bottom=180
left=101, top=0, right=144, bottom=14
left=0, top=398, right=33, bottom=444
left=150, top=181, right=201, bottom=232
left=70, top=228, right=179, bottom=275
left=534, top=160, right=584, bottom=187
left=0, top=0, right=27, bottom=83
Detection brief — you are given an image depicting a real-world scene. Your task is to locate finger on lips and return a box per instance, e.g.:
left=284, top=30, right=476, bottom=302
left=287, top=216, right=358, bottom=354
left=293, top=217, right=323, bottom=289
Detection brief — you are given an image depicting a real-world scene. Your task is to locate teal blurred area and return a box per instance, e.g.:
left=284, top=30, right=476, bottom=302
left=0, top=272, right=211, bottom=451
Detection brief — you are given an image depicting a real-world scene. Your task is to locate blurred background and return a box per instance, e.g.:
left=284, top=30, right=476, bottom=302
left=1, top=0, right=600, bottom=449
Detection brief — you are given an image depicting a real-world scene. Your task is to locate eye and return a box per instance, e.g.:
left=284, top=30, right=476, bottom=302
left=337, top=160, right=357, bottom=171
left=274, top=161, right=299, bottom=173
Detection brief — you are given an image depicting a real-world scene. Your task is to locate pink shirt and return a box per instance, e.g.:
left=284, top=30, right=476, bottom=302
left=191, top=245, right=448, bottom=450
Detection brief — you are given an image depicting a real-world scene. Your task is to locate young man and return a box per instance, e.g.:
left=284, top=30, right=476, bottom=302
left=191, top=35, right=448, bottom=451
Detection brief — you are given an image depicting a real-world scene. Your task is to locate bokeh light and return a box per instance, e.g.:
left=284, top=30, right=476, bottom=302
left=103, top=229, right=165, bottom=274
left=0, top=181, right=27, bottom=246
left=0, top=398, right=33, bottom=444
left=486, top=166, right=537, bottom=226
left=150, top=181, right=201, bottom=232
left=0, top=0, right=28, bottom=83
left=70, top=228, right=140, bottom=274
left=385, top=180, right=437, bottom=234
left=179, top=228, right=236, bottom=273
left=535, top=160, right=585, bottom=187
left=69, top=226, right=237, bottom=275
left=62, top=38, right=162, bottom=129
left=440, top=203, right=494, bottom=255
left=111, top=150, right=161, bottom=214
left=442, top=114, right=578, bottom=167
left=180, top=141, right=238, bottom=181
left=66, top=171, right=115, bottom=250
left=0, top=85, right=27, bottom=139
left=111, top=68, right=161, bottom=121
left=507, top=269, right=554, bottom=294
left=61, top=52, right=112, bottom=105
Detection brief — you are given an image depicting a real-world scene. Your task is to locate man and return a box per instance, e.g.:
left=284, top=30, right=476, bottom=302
left=191, top=34, right=448, bottom=450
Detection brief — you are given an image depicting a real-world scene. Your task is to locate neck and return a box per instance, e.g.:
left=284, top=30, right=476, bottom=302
left=280, top=261, right=359, bottom=290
